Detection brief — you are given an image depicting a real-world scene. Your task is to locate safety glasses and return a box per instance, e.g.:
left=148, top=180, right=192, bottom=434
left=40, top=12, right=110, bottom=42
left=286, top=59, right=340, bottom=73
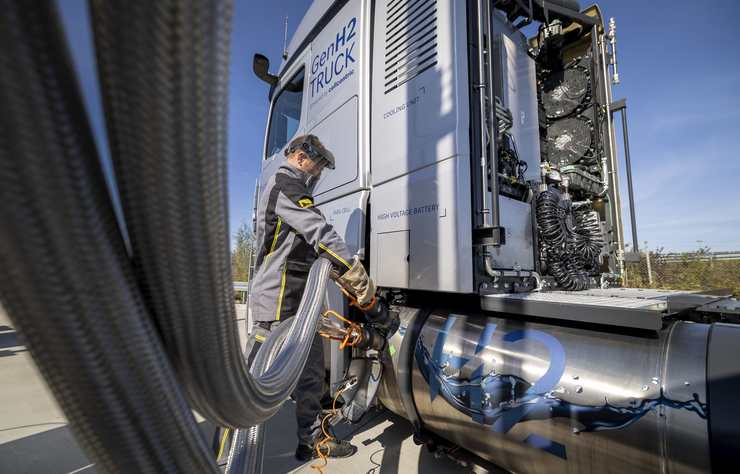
left=286, top=139, right=335, bottom=169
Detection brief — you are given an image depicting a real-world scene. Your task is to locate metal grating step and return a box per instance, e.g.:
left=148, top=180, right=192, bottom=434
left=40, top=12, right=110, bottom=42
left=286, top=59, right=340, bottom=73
left=505, top=291, right=669, bottom=310
left=480, top=288, right=677, bottom=331
left=568, top=288, right=688, bottom=300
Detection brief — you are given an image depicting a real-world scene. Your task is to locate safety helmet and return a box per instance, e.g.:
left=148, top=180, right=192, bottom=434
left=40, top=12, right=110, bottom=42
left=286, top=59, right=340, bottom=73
left=284, top=134, right=335, bottom=170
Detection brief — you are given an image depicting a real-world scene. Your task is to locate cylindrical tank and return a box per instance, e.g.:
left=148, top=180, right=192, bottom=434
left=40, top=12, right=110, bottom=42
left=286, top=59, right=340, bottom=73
left=377, top=308, right=736, bottom=473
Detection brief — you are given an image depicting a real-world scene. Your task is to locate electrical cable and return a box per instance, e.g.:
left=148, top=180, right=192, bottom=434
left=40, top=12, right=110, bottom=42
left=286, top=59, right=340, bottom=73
left=536, top=187, right=602, bottom=290
left=311, top=384, right=351, bottom=474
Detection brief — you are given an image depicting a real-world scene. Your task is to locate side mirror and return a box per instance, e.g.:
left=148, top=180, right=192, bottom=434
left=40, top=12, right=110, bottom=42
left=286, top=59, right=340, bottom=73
left=253, top=53, right=278, bottom=87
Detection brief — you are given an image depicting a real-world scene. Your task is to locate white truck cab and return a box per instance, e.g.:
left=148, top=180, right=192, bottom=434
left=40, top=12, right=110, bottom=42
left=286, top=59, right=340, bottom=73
left=248, top=3, right=729, bottom=473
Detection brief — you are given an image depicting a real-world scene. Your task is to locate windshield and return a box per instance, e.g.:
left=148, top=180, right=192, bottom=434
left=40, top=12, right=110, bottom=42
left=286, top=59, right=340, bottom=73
left=265, top=68, right=305, bottom=157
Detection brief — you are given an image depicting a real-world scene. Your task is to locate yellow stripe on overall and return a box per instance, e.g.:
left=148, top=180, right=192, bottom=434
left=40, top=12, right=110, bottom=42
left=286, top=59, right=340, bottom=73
left=263, top=217, right=282, bottom=266
left=318, top=242, right=351, bottom=269
left=275, top=262, right=288, bottom=320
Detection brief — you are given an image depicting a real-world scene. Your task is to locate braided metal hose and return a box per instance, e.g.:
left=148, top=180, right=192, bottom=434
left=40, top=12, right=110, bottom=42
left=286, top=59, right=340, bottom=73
left=0, top=1, right=218, bottom=472
left=225, top=321, right=294, bottom=474
left=2, top=1, right=335, bottom=471
left=90, top=0, right=332, bottom=429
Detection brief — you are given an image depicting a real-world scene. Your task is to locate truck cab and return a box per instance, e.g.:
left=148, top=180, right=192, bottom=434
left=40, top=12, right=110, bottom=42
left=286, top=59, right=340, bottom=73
left=252, top=2, right=739, bottom=472
left=257, top=0, right=624, bottom=304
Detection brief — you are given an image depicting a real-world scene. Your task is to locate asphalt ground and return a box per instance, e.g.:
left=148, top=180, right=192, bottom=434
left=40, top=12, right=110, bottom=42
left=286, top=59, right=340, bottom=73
left=0, top=305, right=486, bottom=474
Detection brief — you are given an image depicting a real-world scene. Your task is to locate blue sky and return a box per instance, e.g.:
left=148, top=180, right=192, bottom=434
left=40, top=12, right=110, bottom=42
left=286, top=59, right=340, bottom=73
left=59, top=0, right=740, bottom=252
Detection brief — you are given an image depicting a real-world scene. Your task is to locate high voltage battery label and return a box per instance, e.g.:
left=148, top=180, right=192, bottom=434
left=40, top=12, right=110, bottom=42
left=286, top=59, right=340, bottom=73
left=377, top=204, right=440, bottom=221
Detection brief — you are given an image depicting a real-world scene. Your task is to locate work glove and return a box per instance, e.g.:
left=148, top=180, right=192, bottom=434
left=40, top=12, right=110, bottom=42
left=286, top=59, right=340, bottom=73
left=336, top=256, right=376, bottom=308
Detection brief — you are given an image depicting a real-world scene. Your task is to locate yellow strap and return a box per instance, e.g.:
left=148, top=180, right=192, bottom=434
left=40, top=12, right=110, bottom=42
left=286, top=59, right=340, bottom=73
left=255, top=334, right=266, bottom=343
left=217, top=428, right=230, bottom=460
left=275, top=263, right=288, bottom=320
left=318, top=243, right=351, bottom=269
left=298, top=198, right=314, bottom=208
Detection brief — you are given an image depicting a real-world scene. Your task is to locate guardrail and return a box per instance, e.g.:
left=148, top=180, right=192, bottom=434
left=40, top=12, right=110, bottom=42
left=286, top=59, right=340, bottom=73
left=234, top=281, right=249, bottom=305
left=660, top=252, right=740, bottom=263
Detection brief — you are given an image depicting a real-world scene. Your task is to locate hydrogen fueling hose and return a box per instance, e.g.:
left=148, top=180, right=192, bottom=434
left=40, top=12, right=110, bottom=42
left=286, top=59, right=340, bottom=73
left=0, top=1, right=218, bottom=472
left=225, top=320, right=295, bottom=474
left=2, top=0, right=336, bottom=471
left=90, top=0, right=333, bottom=428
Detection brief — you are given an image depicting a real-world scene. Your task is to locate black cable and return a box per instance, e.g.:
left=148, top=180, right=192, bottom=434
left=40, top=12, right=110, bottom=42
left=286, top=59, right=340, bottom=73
left=536, top=188, right=601, bottom=290
left=573, top=206, right=604, bottom=267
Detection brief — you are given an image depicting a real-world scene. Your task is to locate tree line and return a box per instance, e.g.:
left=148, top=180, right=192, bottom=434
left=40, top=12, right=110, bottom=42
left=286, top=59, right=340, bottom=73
left=231, top=221, right=255, bottom=282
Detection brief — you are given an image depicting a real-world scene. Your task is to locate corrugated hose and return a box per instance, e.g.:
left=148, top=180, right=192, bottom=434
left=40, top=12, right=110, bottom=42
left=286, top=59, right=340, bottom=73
left=1, top=0, right=334, bottom=472
left=0, top=1, right=218, bottom=472
left=90, top=0, right=329, bottom=429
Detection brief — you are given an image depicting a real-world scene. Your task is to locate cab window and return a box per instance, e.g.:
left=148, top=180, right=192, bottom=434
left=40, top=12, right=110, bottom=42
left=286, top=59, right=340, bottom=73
left=265, top=68, right=305, bottom=157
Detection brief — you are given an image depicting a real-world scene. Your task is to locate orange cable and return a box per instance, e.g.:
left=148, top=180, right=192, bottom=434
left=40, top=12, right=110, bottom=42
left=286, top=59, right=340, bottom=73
left=310, top=384, right=349, bottom=474
left=310, top=308, right=365, bottom=472
left=319, top=310, right=363, bottom=349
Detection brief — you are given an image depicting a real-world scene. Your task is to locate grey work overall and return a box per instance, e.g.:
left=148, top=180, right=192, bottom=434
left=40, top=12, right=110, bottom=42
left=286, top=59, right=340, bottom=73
left=249, top=161, right=352, bottom=445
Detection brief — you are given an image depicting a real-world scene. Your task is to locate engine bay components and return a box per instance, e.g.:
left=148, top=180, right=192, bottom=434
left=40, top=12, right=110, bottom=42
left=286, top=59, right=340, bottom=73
left=540, top=58, right=601, bottom=172
left=470, top=6, right=615, bottom=293
left=560, top=164, right=603, bottom=194
left=528, top=13, right=614, bottom=291
left=495, top=97, right=531, bottom=201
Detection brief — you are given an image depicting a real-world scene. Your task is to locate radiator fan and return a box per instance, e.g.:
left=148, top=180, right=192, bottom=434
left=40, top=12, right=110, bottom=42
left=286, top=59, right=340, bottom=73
left=545, top=115, right=593, bottom=166
left=541, top=64, right=590, bottom=119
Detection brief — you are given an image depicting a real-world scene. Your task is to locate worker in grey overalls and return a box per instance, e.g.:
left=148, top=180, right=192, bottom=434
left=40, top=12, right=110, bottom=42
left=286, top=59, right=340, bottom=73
left=249, top=134, right=374, bottom=461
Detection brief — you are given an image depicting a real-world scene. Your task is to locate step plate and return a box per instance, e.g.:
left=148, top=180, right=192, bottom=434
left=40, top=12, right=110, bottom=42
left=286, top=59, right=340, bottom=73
left=480, top=288, right=683, bottom=331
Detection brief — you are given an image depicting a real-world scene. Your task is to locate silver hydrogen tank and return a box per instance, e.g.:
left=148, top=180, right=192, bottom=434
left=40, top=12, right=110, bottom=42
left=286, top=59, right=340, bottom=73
left=377, top=306, right=740, bottom=473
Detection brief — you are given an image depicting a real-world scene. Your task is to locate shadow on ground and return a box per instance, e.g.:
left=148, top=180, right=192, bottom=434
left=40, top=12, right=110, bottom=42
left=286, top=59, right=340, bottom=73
left=0, top=308, right=495, bottom=474
left=260, top=406, right=482, bottom=474
left=0, top=425, right=92, bottom=474
left=0, top=327, right=28, bottom=358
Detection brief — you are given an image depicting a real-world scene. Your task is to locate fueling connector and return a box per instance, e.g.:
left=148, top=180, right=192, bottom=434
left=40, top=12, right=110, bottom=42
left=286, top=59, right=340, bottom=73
left=355, top=326, right=388, bottom=351
left=358, top=296, right=400, bottom=351
left=318, top=294, right=400, bottom=351
left=362, top=296, right=400, bottom=335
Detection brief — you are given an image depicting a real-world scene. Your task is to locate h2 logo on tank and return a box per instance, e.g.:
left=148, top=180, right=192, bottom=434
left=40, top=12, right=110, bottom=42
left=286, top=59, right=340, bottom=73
left=309, top=17, right=357, bottom=105
left=414, top=316, right=707, bottom=461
